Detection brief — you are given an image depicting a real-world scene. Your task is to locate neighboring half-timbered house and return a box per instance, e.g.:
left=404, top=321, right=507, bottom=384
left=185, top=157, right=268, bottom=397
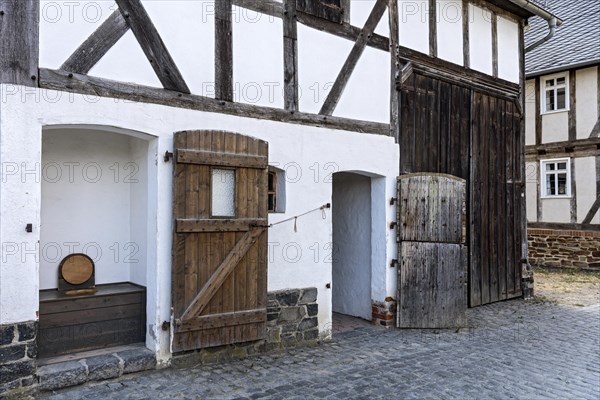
left=0, top=0, right=557, bottom=394
left=524, top=0, right=600, bottom=270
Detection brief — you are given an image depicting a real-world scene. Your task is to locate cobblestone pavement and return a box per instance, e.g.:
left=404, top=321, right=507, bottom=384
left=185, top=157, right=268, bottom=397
left=40, top=300, right=600, bottom=400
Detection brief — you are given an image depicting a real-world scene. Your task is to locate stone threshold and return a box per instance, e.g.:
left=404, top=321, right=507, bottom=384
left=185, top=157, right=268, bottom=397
left=37, top=344, right=156, bottom=392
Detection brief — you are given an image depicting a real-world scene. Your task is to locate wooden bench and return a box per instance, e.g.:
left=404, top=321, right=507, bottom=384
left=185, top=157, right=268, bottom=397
left=39, top=283, right=146, bottom=358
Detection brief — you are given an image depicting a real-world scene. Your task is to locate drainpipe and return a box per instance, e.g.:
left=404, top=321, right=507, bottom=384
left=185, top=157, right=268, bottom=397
left=525, top=17, right=559, bottom=53
left=507, top=0, right=563, bottom=53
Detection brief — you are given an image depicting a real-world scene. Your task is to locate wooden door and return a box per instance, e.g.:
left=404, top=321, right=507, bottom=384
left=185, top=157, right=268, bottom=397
left=398, top=72, right=524, bottom=307
left=397, top=173, right=468, bottom=328
left=171, top=130, right=268, bottom=352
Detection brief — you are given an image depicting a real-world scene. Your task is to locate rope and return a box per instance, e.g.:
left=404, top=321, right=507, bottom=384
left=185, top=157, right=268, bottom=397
left=269, top=203, right=330, bottom=231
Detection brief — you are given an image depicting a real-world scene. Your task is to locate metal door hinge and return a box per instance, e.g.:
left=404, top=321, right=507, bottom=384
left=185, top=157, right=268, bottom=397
left=164, top=151, right=174, bottom=162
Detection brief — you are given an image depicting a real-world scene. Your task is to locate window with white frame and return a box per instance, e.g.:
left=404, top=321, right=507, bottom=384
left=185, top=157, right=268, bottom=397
left=541, top=73, right=569, bottom=113
left=541, top=158, right=571, bottom=197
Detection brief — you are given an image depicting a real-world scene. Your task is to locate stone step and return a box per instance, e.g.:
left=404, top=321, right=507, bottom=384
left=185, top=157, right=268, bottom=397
left=38, top=347, right=156, bottom=391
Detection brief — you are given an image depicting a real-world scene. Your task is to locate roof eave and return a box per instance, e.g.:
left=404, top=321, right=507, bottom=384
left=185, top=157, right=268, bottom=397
left=525, top=60, right=600, bottom=78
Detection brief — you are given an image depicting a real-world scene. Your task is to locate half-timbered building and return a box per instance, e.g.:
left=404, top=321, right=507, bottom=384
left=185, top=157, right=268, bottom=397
left=0, top=0, right=557, bottom=394
left=524, top=0, right=600, bottom=270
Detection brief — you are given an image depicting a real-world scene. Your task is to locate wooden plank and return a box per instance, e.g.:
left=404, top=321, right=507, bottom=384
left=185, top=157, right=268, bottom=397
left=176, top=218, right=267, bottom=233
left=39, top=303, right=142, bottom=329
left=177, top=149, right=267, bottom=169
left=39, top=69, right=389, bottom=135
left=319, top=0, right=388, bottom=115
left=283, top=0, right=299, bottom=111
left=0, top=0, right=39, bottom=86
left=180, top=229, right=264, bottom=321
left=528, top=222, right=600, bottom=232
left=488, top=96, right=498, bottom=303
left=215, top=0, right=233, bottom=101
left=480, top=94, right=491, bottom=305
left=115, top=0, right=190, bottom=93
left=176, top=309, right=266, bottom=333
left=184, top=133, right=201, bottom=309
left=40, top=293, right=142, bottom=315
left=497, top=99, right=507, bottom=300
left=469, top=91, right=482, bottom=307
left=61, top=10, right=129, bottom=74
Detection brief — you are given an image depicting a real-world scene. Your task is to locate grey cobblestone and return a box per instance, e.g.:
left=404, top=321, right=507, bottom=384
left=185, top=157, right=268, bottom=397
left=39, top=301, right=600, bottom=399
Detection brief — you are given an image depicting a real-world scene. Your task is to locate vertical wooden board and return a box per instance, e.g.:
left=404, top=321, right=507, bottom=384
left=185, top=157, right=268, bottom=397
left=245, top=138, right=260, bottom=339
left=469, top=92, right=482, bottom=307
left=215, top=0, right=233, bottom=101
left=427, top=80, right=439, bottom=172
left=439, top=81, right=451, bottom=173
left=0, top=0, right=39, bottom=86
left=480, top=94, right=491, bottom=305
left=497, top=100, right=507, bottom=300
left=512, top=110, right=523, bottom=296
left=257, top=141, right=269, bottom=313
left=184, top=133, right=201, bottom=309
left=488, top=96, right=499, bottom=303
left=400, top=88, right=415, bottom=173
left=459, top=87, right=471, bottom=181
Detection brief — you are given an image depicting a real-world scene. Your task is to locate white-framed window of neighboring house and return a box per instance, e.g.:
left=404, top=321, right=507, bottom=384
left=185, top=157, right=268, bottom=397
left=541, top=73, right=569, bottom=113
left=540, top=158, right=571, bottom=198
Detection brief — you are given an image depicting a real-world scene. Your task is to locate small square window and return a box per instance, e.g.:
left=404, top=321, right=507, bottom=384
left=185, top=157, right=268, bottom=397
left=541, top=73, right=569, bottom=113
left=540, top=158, right=571, bottom=198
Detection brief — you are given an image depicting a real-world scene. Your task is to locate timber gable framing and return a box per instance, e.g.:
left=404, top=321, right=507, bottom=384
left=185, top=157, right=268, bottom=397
left=0, top=0, right=528, bottom=135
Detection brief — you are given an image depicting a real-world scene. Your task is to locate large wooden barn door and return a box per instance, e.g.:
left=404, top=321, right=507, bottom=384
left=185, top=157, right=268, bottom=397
left=469, top=93, right=523, bottom=306
left=398, top=72, right=525, bottom=307
left=171, top=130, right=268, bottom=352
left=397, top=173, right=468, bottom=328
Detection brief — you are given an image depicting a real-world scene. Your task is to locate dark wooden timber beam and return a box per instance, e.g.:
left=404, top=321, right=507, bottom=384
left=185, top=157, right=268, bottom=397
left=0, top=0, right=39, bottom=86
left=491, top=11, right=498, bottom=78
left=389, top=0, right=399, bottom=141
left=462, top=0, right=470, bottom=69
left=115, top=0, right=190, bottom=93
left=581, top=199, right=600, bottom=225
left=61, top=10, right=129, bottom=75
left=39, top=68, right=390, bottom=135
left=428, top=0, right=437, bottom=58
left=320, top=0, right=388, bottom=116
left=525, top=137, right=600, bottom=161
left=215, top=0, right=233, bottom=101
left=283, top=0, right=299, bottom=111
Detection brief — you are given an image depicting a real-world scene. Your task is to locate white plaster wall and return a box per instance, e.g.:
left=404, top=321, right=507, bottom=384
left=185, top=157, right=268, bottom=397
left=541, top=198, right=571, bottom=223
left=541, top=112, right=568, bottom=143
left=232, top=7, right=284, bottom=108
left=469, top=4, right=493, bottom=75
left=350, top=0, right=389, bottom=37
left=497, top=16, right=519, bottom=83
left=576, top=157, right=599, bottom=224
left=437, top=0, right=463, bottom=65
left=332, top=173, right=372, bottom=320
left=0, top=84, right=399, bottom=358
left=398, top=1, right=429, bottom=54
left=576, top=67, right=599, bottom=140
left=130, top=138, right=149, bottom=286
left=525, top=161, right=538, bottom=223
left=525, top=79, right=536, bottom=146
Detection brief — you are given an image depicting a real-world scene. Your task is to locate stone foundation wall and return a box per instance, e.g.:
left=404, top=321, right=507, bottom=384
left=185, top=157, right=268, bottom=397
left=528, top=229, right=600, bottom=270
left=173, top=288, right=319, bottom=367
left=0, top=321, right=37, bottom=396
left=372, top=297, right=397, bottom=327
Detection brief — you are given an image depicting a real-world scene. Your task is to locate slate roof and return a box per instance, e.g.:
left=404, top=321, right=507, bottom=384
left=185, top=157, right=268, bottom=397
left=525, top=0, right=600, bottom=77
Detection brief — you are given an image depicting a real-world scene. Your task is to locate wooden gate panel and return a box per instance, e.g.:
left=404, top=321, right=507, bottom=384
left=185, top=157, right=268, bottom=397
left=397, top=174, right=467, bottom=328
left=172, top=130, right=268, bottom=352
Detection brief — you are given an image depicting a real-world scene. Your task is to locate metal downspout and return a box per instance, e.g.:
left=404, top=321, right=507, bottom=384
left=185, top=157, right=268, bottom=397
left=525, top=17, right=559, bottom=53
